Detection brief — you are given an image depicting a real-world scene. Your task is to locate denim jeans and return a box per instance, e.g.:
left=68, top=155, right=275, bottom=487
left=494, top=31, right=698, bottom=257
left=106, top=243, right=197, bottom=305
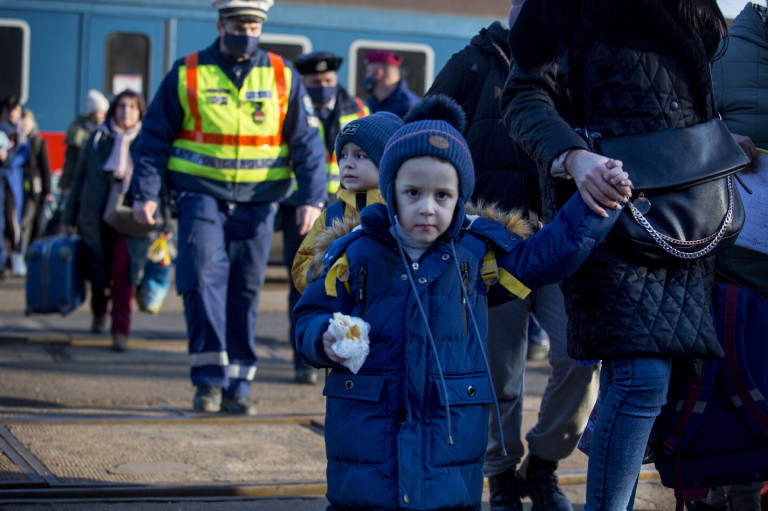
left=585, top=357, right=671, bottom=511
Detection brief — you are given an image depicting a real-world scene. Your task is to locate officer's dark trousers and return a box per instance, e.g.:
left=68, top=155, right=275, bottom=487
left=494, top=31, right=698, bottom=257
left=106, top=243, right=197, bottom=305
left=175, top=193, right=277, bottom=399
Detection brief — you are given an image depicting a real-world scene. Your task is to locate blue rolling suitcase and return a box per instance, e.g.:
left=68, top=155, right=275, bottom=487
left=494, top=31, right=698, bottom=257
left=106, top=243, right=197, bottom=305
left=25, top=234, right=85, bottom=315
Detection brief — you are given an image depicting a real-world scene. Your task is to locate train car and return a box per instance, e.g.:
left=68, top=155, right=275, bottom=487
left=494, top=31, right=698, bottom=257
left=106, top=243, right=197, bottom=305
left=0, top=0, right=509, bottom=174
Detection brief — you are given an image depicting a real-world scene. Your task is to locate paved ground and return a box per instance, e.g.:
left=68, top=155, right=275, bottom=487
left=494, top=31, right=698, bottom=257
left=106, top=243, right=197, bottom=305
left=0, top=263, right=680, bottom=510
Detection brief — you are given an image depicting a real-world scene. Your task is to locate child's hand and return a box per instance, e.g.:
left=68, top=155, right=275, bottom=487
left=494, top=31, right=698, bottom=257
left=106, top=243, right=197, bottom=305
left=565, top=149, right=633, bottom=217
left=323, top=330, right=350, bottom=363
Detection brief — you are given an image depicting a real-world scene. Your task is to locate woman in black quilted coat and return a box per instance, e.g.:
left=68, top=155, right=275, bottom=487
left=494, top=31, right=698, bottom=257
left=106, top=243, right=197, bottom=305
left=501, top=0, right=728, bottom=509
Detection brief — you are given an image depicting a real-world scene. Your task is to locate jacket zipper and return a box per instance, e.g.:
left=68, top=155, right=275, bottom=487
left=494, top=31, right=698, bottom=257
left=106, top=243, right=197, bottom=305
left=358, top=263, right=368, bottom=318
left=461, top=261, right=469, bottom=334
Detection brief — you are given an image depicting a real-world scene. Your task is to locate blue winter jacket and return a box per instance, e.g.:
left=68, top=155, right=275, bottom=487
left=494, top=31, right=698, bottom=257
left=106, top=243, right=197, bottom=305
left=294, top=194, right=618, bottom=510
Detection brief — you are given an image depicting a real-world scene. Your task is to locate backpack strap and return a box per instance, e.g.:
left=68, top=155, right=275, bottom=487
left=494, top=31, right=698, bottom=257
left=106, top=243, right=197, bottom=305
left=722, top=284, right=768, bottom=443
left=662, top=364, right=708, bottom=455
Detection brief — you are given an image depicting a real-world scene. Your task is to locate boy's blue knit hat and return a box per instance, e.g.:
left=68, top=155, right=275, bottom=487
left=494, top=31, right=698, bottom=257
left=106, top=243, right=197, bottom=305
left=335, top=111, right=403, bottom=167
left=378, top=94, right=473, bottom=238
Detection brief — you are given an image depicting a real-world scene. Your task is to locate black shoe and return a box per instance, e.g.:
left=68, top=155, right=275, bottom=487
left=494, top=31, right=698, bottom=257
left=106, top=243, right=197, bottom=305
left=193, top=386, right=222, bottom=413
left=295, top=366, right=318, bottom=385
left=684, top=501, right=728, bottom=511
left=518, top=454, right=573, bottom=511
left=488, top=467, right=523, bottom=511
left=221, top=396, right=257, bottom=416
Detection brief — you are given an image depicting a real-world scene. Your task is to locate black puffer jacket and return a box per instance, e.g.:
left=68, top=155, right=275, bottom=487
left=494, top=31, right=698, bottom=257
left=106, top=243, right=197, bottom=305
left=501, top=0, right=724, bottom=361
left=427, top=21, right=541, bottom=224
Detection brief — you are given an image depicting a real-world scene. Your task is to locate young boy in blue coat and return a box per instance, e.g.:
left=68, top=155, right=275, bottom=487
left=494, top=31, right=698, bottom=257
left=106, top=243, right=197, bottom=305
left=294, top=95, right=630, bottom=511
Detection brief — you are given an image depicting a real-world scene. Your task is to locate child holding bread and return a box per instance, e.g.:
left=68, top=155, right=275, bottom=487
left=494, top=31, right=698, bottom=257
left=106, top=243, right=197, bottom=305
left=294, top=95, right=629, bottom=510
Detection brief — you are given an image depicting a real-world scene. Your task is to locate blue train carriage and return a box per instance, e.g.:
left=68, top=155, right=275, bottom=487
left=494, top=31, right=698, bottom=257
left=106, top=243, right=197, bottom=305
left=0, top=0, right=508, bottom=175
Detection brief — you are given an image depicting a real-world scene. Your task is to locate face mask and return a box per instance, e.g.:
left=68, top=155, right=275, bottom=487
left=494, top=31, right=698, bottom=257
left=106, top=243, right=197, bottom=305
left=223, top=32, right=260, bottom=59
left=306, top=85, right=338, bottom=106
left=363, top=76, right=376, bottom=93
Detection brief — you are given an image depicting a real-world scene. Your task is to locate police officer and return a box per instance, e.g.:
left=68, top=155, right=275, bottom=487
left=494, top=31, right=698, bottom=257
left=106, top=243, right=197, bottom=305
left=363, top=49, right=421, bottom=118
left=284, top=51, right=368, bottom=384
left=131, top=0, right=326, bottom=415
left=294, top=51, right=369, bottom=196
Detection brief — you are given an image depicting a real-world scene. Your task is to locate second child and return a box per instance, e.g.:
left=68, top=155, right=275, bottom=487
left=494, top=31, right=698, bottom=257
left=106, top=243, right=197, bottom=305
left=291, top=111, right=403, bottom=294
left=294, top=95, right=630, bottom=510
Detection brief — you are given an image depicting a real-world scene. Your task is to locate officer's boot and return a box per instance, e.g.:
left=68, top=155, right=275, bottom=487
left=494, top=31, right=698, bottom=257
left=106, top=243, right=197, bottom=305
left=488, top=467, right=523, bottom=511
left=517, top=454, right=573, bottom=511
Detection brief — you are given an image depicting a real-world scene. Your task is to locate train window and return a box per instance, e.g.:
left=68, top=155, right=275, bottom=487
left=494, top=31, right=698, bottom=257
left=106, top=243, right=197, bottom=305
left=260, top=33, right=312, bottom=63
left=105, top=32, right=150, bottom=97
left=0, top=19, right=30, bottom=104
left=347, top=40, right=434, bottom=99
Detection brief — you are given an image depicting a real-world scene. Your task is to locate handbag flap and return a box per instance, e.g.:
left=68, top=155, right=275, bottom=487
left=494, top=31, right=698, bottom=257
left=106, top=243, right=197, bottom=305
left=595, top=119, right=749, bottom=191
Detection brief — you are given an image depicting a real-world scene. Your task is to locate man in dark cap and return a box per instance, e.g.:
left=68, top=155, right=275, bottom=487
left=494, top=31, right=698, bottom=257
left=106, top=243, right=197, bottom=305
left=363, top=49, right=421, bottom=118
left=285, top=51, right=369, bottom=384
left=130, top=0, right=327, bottom=415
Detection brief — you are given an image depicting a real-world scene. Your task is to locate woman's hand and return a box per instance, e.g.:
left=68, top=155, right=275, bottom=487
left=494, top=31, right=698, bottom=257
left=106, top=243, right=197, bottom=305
left=322, top=330, right=349, bottom=363
left=732, top=133, right=758, bottom=173
left=565, top=149, right=633, bottom=217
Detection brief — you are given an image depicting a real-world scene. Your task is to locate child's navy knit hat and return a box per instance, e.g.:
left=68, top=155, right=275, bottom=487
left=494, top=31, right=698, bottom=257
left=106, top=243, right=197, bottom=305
left=335, top=111, right=403, bottom=168
left=378, top=94, right=473, bottom=238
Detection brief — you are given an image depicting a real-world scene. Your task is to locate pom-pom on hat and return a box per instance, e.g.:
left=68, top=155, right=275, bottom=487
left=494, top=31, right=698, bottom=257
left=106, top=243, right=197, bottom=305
left=294, top=52, right=343, bottom=75
left=378, top=94, right=473, bottom=239
left=85, top=89, right=109, bottom=116
left=335, top=112, right=403, bottom=168
left=364, top=49, right=403, bottom=67
left=212, top=0, right=273, bottom=21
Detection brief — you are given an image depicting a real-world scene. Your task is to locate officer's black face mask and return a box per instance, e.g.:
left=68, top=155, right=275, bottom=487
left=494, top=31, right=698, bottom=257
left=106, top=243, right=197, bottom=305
left=223, top=32, right=260, bottom=59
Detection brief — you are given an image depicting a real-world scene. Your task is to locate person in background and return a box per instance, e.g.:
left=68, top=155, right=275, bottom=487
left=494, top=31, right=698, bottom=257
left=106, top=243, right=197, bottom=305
left=20, top=108, right=53, bottom=262
left=62, top=90, right=171, bottom=352
left=363, top=49, right=420, bottom=118
left=502, top=0, right=729, bottom=509
left=685, top=3, right=768, bottom=510
left=427, top=16, right=592, bottom=511
left=0, top=130, right=9, bottom=278
left=0, top=95, right=29, bottom=276
left=282, top=51, right=369, bottom=384
left=294, top=94, right=624, bottom=511
left=130, top=0, right=327, bottom=415
left=58, top=89, right=110, bottom=199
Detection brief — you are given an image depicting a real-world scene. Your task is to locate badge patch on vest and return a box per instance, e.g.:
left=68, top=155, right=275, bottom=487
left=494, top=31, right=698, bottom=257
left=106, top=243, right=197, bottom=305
left=208, top=95, right=228, bottom=105
left=245, top=90, right=273, bottom=101
left=301, top=94, right=315, bottom=116
left=253, top=102, right=265, bottom=124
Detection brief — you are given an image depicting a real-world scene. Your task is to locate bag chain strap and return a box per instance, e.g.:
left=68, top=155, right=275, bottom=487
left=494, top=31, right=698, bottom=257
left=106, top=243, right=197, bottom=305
left=626, top=175, right=735, bottom=260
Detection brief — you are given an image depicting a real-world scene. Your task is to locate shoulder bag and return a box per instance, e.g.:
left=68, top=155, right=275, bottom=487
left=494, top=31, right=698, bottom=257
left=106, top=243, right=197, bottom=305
left=587, top=118, right=747, bottom=264
left=102, top=179, right=160, bottom=238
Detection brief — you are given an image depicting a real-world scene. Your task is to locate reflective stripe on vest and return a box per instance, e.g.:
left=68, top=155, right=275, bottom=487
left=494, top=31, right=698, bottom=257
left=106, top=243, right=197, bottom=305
left=322, top=97, right=369, bottom=193
left=168, top=51, right=292, bottom=183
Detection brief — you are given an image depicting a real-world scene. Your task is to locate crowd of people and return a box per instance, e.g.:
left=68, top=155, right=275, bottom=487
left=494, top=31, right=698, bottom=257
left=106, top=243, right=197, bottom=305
left=3, top=0, right=767, bottom=509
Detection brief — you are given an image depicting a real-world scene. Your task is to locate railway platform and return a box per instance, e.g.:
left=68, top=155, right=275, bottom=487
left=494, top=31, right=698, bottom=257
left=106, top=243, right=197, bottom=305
left=0, top=267, right=678, bottom=510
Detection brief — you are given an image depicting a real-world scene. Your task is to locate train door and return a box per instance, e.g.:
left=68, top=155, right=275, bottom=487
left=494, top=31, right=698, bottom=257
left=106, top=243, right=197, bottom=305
left=86, top=16, right=166, bottom=101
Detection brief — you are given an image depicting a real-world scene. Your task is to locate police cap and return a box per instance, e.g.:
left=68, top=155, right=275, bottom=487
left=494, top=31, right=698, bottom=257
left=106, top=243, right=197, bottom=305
left=294, top=52, right=344, bottom=75
left=212, top=0, right=273, bottom=22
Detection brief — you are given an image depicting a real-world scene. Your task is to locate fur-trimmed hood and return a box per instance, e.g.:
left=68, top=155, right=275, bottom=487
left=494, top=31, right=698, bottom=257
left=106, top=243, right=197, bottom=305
left=307, top=202, right=532, bottom=281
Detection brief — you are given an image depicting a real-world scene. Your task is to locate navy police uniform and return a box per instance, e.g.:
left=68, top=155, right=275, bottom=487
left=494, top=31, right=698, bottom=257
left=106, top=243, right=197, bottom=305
left=131, top=4, right=326, bottom=405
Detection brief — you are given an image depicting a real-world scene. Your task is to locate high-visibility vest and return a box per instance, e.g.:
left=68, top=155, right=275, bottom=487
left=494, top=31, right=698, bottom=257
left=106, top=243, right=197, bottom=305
left=168, top=51, right=292, bottom=186
left=320, top=97, right=368, bottom=194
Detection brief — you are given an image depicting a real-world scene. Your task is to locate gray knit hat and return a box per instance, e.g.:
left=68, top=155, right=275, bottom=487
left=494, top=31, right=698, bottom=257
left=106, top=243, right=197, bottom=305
left=335, top=111, right=403, bottom=167
left=378, top=94, right=473, bottom=239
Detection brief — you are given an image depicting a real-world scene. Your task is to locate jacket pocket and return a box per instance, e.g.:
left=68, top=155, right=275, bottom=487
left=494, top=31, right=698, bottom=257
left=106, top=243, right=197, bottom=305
left=429, top=373, right=493, bottom=467
left=323, top=371, right=390, bottom=464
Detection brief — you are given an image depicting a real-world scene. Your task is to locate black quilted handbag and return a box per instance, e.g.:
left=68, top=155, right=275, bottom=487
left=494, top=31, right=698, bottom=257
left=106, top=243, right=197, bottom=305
left=592, top=119, right=748, bottom=264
